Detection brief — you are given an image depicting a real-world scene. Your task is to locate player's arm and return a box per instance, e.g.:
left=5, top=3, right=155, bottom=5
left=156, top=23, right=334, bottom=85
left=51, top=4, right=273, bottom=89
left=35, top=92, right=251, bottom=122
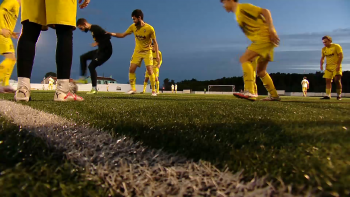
left=335, top=45, right=343, bottom=70
left=158, top=52, right=162, bottom=68
left=320, top=50, right=325, bottom=71
left=261, top=8, right=279, bottom=46
left=107, top=25, right=133, bottom=38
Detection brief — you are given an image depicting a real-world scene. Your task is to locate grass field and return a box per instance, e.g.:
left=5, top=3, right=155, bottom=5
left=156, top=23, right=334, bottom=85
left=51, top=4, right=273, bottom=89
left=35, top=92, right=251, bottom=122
left=0, top=115, right=108, bottom=196
left=1, top=91, right=350, bottom=196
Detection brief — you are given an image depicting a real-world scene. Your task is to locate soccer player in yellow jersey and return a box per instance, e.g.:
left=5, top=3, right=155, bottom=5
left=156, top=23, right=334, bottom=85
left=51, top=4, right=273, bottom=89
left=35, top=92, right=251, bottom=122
left=14, top=0, right=90, bottom=102
left=107, top=9, right=160, bottom=96
left=0, top=0, right=20, bottom=93
left=221, top=0, right=280, bottom=101
left=320, top=36, right=343, bottom=100
left=301, top=77, right=309, bottom=97
left=143, top=43, right=162, bottom=94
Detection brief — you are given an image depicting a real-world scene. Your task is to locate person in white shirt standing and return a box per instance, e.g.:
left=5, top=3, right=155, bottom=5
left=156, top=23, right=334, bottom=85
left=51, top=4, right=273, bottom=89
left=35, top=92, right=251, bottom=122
left=175, top=84, right=177, bottom=94
left=171, top=84, right=174, bottom=93
left=301, top=77, right=309, bottom=97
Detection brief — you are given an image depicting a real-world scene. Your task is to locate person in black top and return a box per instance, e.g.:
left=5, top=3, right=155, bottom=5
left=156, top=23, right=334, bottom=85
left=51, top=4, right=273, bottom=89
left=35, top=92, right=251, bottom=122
left=76, top=18, right=113, bottom=94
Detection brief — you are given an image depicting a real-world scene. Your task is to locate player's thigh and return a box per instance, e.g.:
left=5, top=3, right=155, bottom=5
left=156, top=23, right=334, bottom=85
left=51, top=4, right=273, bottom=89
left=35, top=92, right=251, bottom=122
left=247, top=42, right=275, bottom=62
left=239, top=48, right=259, bottom=63
left=130, top=53, right=142, bottom=68
left=145, top=70, right=150, bottom=78
left=323, top=70, right=334, bottom=79
left=81, top=50, right=98, bottom=61
left=45, top=0, right=77, bottom=27
left=0, top=38, right=15, bottom=56
left=153, top=68, right=159, bottom=78
left=335, top=68, right=342, bottom=78
left=143, top=52, right=153, bottom=67
left=94, top=50, right=112, bottom=66
left=21, top=0, right=46, bottom=25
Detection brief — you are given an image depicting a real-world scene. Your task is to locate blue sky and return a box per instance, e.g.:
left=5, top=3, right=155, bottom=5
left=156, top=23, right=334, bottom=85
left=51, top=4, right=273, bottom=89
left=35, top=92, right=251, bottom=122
left=5, top=0, right=350, bottom=83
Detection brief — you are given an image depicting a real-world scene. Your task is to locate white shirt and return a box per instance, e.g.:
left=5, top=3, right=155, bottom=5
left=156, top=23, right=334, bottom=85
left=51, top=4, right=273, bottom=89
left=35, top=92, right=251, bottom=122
left=175, top=85, right=177, bottom=90
left=171, top=85, right=174, bottom=90
left=301, top=79, right=309, bottom=88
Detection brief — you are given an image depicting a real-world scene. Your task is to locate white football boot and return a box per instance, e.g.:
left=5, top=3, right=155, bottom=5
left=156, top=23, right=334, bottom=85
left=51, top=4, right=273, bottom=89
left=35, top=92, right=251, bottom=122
left=54, top=79, right=84, bottom=102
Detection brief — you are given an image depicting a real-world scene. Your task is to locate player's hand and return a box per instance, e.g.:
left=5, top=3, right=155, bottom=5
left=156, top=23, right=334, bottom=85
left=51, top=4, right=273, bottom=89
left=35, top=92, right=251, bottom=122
left=156, top=54, right=160, bottom=63
left=91, top=42, right=98, bottom=47
left=269, top=29, right=280, bottom=46
left=1, top=29, right=11, bottom=38
left=106, top=32, right=115, bottom=36
left=79, top=0, right=90, bottom=9
left=11, top=32, right=19, bottom=39
left=336, top=66, right=340, bottom=72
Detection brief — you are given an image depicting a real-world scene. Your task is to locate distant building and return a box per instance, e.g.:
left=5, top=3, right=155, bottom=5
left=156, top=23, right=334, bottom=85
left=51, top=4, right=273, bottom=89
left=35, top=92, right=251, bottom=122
left=86, top=76, right=116, bottom=84
left=41, top=76, right=74, bottom=84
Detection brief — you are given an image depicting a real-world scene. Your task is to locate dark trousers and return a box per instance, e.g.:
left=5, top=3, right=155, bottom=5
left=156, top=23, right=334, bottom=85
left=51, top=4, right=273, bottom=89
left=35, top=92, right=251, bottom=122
left=80, top=45, right=112, bottom=87
left=17, top=20, right=73, bottom=79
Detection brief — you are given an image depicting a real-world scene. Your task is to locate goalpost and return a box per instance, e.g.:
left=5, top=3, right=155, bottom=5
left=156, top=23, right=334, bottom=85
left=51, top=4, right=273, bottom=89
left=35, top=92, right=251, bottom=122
left=208, top=85, right=235, bottom=93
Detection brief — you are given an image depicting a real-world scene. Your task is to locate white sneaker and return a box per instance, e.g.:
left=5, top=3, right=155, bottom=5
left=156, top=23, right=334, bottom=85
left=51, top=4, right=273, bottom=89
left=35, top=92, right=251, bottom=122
left=233, top=91, right=257, bottom=101
left=151, top=92, right=157, bottom=96
left=54, top=91, right=84, bottom=102
left=14, top=87, right=31, bottom=102
left=261, top=95, right=281, bottom=101
left=126, top=89, right=137, bottom=94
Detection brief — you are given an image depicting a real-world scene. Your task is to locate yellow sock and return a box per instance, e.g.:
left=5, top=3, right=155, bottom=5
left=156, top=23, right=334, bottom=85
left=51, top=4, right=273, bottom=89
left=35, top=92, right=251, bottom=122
left=241, top=62, right=255, bottom=93
left=143, top=82, right=147, bottom=92
left=149, top=73, right=156, bottom=92
left=336, top=89, right=342, bottom=96
left=0, top=58, right=16, bottom=86
left=260, top=73, right=278, bottom=98
left=129, top=73, right=136, bottom=91
left=326, top=88, right=331, bottom=96
left=156, top=81, right=160, bottom=93
left=252, top=58, right=258, bottom=95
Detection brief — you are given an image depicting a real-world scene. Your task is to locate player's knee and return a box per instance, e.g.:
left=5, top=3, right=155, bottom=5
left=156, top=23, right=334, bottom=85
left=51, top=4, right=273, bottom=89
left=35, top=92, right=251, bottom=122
left=144, top=78, right=149, bottom=82
left=257, top=70, right=266, bottom=78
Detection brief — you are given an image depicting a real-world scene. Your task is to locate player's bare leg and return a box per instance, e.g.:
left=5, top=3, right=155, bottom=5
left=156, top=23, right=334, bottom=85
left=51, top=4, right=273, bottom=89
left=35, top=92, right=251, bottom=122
left=146, top=65, right=157, bottom=96
left=334, top=75, right=342, bottom=100
left=256, top=57, right=280, bottom=101
left=233, top=49, right=259, bottom=101
left=127, top=63, right=138, bottom=94
left=142, top=77, right=149, bottom=93
left=321, top=78, right=332, bottom=99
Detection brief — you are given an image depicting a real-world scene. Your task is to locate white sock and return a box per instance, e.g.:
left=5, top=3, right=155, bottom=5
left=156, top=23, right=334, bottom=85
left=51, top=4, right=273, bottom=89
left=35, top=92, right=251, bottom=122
left=17, top=77, right=31, bottom=90
left=56, top=79, right=70, bottom=93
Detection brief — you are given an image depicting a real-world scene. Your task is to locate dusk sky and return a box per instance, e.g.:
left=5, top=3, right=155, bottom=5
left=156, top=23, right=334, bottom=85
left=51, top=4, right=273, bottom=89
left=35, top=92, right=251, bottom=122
left=5, top=0, right=350, bottom=83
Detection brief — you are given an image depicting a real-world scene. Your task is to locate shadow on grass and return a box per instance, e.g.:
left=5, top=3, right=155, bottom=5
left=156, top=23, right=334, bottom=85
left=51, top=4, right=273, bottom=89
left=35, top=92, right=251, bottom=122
left=0, top=116, right=107, bottom=197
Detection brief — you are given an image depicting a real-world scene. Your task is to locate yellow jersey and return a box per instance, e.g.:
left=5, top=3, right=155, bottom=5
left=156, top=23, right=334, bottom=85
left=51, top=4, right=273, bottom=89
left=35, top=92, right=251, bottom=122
left=235, top=3, right=271, bottom=42
left=322, top=43, right=342, bottom=66
left=153, top=50, right=162, bottom=67
left=0, top=0, right=19, bottom=32
left=301, top=79, right=309, bottom=88
left=125, top=23, right=156, bottom=52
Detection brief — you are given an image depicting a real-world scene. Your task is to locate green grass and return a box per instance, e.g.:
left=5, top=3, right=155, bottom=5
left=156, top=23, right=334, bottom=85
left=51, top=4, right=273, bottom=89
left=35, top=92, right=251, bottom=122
left=0, top=115, right=108, bottom=197
left=2, top=92, right=350, bottom=195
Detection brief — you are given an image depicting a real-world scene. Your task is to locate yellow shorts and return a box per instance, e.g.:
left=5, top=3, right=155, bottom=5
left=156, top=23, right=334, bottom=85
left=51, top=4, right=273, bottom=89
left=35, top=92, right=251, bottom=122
left=130, top=50, right=153, bottom=67
left=302, top=87, right=307, bottom=91
left=21, top=0, right=77, bottom=28
left=323, top=66, right=342, bottom=79
left=248, top=42, right=275, bottom=61
left=145, top=67, right=159, bottom=78
left=0, top=37, right=14, bottom=54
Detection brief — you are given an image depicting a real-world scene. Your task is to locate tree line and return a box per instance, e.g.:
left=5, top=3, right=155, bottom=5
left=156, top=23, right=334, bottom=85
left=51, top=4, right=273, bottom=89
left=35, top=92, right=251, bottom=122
left=163, top=71, right=350, bottom=94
